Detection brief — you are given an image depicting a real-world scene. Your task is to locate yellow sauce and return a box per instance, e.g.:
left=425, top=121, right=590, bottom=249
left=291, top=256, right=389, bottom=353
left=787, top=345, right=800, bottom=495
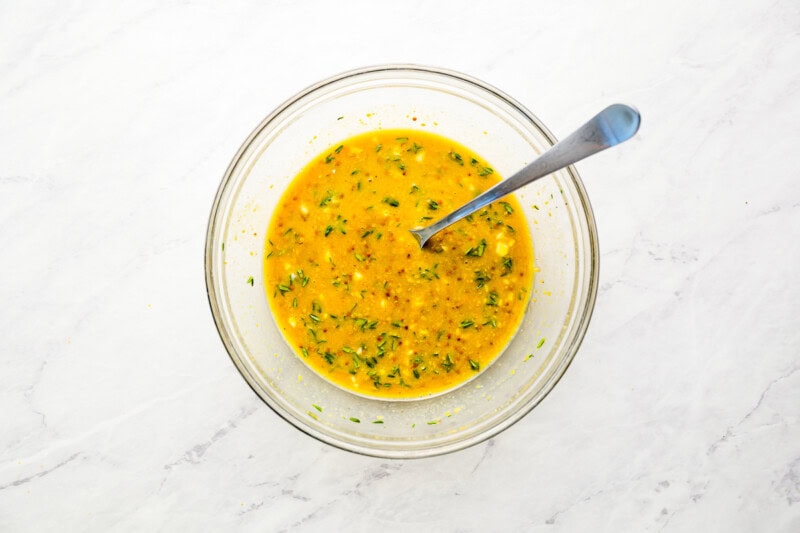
left=264, top=129, right=534, bottom=399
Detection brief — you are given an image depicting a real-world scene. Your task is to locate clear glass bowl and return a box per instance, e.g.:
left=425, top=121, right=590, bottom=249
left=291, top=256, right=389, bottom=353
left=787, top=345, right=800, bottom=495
left=205, top=65, right=599, bottom=458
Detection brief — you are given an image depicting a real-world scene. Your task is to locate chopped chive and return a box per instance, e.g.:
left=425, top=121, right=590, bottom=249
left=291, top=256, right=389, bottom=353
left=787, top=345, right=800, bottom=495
left=324, top=225, right=333, bottom=236
left=442, top=353, right=454, bottom=372
left=448, top=151, right=464, bottom=165
left=312, top=404, right=322, bottom=412
left=427, top=199, right=439, bottom=210
left=500, top=201, right=514, bottom=214
left=246, top=276, right=254, bottom=286
left=372, top=420, right=384, bottom=424
left=349, top=417, right=361, bottom=423
left=537, top=338, right=546, bottom=349
left=334, top=144, right=344, bottom=153
left=469, top=359, right=480, bottom=371
left=465, top=239, right=487, bottom=257
left=382, top=197, right=400, bottom=207
left=375, top=143, right=382, bottom=152
left=460, top=319, right=475, bottom=329
left=486, top=291, right=499, bottom=306
left=474, top=270, right=491, bottom=289
left=502, top=257, right=513, bottom=274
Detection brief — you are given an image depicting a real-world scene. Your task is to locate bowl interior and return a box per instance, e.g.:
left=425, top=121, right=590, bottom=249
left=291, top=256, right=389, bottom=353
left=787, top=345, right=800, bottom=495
left=206, top=66, right=598, bottom=458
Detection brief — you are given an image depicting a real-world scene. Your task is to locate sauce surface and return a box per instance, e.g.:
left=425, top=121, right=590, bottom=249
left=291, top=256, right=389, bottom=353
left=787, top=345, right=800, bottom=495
left=264, top=129, right=534, bottom=399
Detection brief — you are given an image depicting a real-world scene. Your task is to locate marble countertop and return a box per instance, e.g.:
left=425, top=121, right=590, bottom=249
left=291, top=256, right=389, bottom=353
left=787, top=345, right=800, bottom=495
left=2, top=1, right=798, bottom=530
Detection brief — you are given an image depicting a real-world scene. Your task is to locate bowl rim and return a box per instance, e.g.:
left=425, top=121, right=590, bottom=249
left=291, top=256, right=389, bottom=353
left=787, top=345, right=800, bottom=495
left=204, top=63, right=599, bottom=458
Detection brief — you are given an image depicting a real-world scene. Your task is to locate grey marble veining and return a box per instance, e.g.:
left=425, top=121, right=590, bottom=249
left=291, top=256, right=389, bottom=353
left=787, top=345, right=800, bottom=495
left=1, top=0, right=798, bottom=530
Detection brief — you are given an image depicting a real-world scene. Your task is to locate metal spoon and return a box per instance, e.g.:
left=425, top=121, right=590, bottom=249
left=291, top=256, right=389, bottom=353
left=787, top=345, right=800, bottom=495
left=409, top=103, right=641, bottom=248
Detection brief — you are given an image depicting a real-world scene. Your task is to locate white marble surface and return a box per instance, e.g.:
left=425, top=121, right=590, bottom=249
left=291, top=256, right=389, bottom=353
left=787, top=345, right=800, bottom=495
left=2, top=0, right=798, bottom=530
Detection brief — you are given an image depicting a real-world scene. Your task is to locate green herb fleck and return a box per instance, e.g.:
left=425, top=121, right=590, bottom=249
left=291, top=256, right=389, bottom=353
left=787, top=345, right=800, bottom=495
left=349, top=417, right=361, bottom=423
left=442, top=353, right=454, bottom=372
left=474, top=270, right=491, bottom=289
left=500, top=201, right=514, bottom=214
left=427, top=199, right=439, bottom=210
left=382, top=197, right=400, bottom=207
left=465, top=239, right=487, bottom=257
left=537, top=338, right=546, bottom=349
left=312, top=404, right=323, bottom=412
left=502, top=257, right=513, bottom=275
left=246, top=276, right=254, bottom=286
left=334, top=144, right=344, bottom=154
left=469, top=359, right=480, bottom=371
left=319, top=191, right=334, bottom=207
left=486, top=291, right=499, bottom=306
left=448, top=151, right=464, bottom=165
left=460, top=319, right=475, bottom=329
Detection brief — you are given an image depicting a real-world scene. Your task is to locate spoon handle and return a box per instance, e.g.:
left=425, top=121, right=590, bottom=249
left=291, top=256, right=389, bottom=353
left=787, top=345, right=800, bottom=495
left=410, top=103, right=641, bottom=247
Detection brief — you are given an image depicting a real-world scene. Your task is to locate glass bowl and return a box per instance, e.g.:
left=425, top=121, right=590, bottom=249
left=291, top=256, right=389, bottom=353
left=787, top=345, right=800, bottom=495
left=205, top=65, right=599, bottom=458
